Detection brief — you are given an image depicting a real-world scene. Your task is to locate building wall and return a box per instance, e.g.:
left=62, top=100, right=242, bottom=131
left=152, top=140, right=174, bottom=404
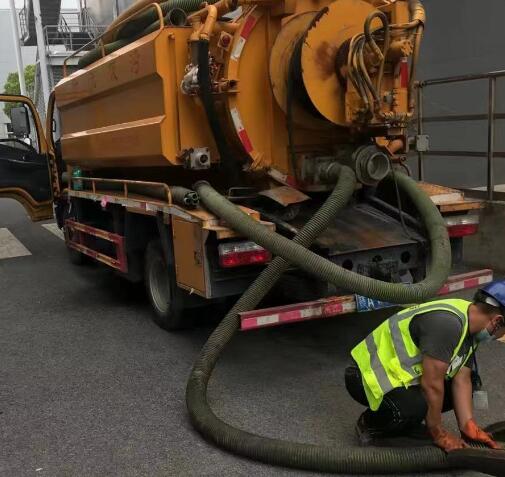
left=412, top=0, right=505, bottom=189
left=84, top=0, right=135, bottom=26
left=0, top=10, right=37, bottom=128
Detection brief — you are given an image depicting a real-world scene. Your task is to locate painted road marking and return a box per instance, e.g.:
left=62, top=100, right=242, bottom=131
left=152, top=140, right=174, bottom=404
left=42, top=223, right=64, bottom=240
left=0, top=228, right=31, bottom=260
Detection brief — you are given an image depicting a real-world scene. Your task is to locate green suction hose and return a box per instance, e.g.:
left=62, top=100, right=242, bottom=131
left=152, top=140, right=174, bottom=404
left=186, top=165, right=457, bottom=474
left=78, top=0, right=218, bottom=69
left=114, top=0, right=214, bottom=40
left=194, top=170, right=451, bottom=304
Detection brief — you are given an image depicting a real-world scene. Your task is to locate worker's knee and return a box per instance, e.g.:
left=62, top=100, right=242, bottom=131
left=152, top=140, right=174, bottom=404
left=344, top=365, right=369, bottom=406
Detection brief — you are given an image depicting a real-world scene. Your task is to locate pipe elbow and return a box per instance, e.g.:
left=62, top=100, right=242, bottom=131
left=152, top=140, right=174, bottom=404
left=409, top=0, right=426, bottom=25
left=200, top=5, right=218, bottom=40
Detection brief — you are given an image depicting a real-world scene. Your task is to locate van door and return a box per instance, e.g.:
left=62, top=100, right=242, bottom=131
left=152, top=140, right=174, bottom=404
left=0, top=95, right=53, bottom=221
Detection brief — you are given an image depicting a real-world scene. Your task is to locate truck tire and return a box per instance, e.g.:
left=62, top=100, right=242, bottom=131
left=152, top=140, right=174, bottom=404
left=144, top=240, right=187, bottom=330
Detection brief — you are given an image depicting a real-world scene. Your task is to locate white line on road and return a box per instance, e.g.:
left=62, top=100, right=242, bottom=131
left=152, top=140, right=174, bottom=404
left=42, top=223, right=64, bottom=240
left=0, top=228, right=31, bottom=260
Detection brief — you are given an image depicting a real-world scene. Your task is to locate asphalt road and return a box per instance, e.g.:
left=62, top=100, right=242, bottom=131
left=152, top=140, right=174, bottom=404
left=1, top=198, right=504, bottom=477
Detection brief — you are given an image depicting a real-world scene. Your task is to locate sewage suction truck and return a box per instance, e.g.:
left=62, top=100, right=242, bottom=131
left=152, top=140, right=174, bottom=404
left=1, top=0, right=502, bottom=473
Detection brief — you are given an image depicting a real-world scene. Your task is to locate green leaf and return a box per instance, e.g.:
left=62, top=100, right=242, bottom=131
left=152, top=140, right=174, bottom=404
left=2, top=64, right=36, bottom=116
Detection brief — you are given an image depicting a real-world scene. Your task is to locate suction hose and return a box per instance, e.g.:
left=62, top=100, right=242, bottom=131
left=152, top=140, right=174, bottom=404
left=186, top=166, right=455, bottom=474
left=194, top=170, right=451, bottom=304
left=170, top=186, right=199, bottom=208
left=78, top=0, right=217, bottom=68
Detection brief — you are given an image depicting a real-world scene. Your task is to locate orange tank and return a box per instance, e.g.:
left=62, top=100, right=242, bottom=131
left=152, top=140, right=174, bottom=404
left=54, top=0, right=422, bottom=189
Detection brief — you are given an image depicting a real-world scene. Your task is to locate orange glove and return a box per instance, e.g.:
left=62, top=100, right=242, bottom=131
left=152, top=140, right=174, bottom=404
left=461, top=419, right=502, bottom=450
left=429, top=425, right=468, bottom=452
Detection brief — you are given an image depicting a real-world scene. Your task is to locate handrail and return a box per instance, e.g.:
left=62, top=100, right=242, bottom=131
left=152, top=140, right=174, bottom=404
left=417, top=71, right=504, bottom=201
left=71, top=176, right=173, bottom=205
left=63, top=2, right=165, bottom=77
left=421, top=70, right=505, bottom=87
left=80, top=7, right=104, bottom=38
left=19, top=5, right=29, bottom=40
left=43, top=24, right=107, bottom=55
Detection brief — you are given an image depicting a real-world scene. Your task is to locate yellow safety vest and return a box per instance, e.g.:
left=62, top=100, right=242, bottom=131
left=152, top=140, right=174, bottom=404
left=351, top=299, right=475, bottom=411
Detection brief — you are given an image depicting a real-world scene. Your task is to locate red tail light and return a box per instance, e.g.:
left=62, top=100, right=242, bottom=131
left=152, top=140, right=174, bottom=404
left=445, top=215, right=479, bottom=238
left=218, top=241, right=271, bottom=268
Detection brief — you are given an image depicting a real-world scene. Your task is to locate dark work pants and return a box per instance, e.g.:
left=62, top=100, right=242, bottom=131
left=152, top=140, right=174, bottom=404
left=345, top=364, right=454, bottom=435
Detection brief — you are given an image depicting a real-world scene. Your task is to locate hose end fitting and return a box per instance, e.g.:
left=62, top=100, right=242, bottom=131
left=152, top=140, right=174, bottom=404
left=353, top=145, right=391, bottom=186
left=193, top=180, right=211, bottom=190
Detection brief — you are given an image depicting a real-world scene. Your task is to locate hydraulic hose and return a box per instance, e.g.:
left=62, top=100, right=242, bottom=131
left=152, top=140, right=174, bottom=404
left=197, top=40, right=241, bottom=181
left=170, top=186, right=199, bottom=208
left=186, top=165, right=456, bottom=474
left=194, top=170, right=451, bottom=304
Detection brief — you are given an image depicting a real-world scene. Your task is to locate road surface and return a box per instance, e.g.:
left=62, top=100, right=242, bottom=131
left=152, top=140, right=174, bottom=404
left=1, top=198, right=503, bottom=477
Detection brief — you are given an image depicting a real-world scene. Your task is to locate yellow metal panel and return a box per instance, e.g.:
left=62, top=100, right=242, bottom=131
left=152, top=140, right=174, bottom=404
left=55, top=29, right=185, bottom=168
left=61, top=116, right=165, bottom=168
left=172, top=217, right=208, bottom=296
left=169, top=30, right=219, bottom=159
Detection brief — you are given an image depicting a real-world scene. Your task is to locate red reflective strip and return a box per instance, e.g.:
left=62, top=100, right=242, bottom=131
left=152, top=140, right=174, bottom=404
left=240, top=270, right=493, bottom=330
left=323, top=302, right=345, bottom=316
left=400, top=58, right=409, bottom=88
left=241, top=15, right=257, bottom=40
left=240, top=296, right=356, bottom=330
left=238, top=129, right=253, bottom=153
left=438, top=270, right=493, bottom=295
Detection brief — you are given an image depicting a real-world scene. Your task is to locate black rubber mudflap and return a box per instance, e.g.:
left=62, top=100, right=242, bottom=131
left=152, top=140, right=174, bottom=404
left=447, top=448, right=505, bottom=477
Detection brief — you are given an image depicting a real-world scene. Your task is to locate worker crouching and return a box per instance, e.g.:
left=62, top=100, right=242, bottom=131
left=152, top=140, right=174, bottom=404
left=345, top=281, right=505, bottom=452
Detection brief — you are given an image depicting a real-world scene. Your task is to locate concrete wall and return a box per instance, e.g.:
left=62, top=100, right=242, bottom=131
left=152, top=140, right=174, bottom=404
left=465, top=202, right=505, bottom=272
left=410, top=0, right=505, bottom=189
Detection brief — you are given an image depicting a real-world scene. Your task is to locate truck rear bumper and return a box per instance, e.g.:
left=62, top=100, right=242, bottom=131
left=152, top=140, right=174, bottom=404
left=239, top=268, right=493, bottom=331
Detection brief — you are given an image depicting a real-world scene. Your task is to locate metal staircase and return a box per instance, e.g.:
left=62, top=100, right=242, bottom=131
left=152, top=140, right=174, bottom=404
left=22, top=1, right=106, bottom=117
left=19, top=0, right=62, bottom=46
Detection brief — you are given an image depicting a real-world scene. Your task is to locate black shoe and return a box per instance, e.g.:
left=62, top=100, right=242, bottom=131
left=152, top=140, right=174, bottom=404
left=403, top=421, right=430, bottom=440
left=355, top=412, right=384, bottom=446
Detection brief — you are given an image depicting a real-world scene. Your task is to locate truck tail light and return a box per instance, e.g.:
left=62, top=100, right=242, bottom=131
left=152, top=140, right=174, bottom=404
left=218, top=241, right=271, bottom=268
left=445, top=215, right=479, bottom=238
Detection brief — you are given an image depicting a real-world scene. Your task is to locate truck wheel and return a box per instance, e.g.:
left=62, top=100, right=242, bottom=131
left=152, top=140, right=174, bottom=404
left=144, top=240, right=187, bottom=330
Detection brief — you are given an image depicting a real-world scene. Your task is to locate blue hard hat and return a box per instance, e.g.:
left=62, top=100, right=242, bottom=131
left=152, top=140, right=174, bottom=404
left=478, top=280, right=505, bottom=311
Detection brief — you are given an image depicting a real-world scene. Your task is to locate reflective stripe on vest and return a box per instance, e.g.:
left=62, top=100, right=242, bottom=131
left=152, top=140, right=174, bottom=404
left=351, top=299, right=473, bottom=411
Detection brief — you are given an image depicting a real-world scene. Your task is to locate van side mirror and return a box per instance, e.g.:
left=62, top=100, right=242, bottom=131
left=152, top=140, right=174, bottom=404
left=10, top=106, right=31, bottom=137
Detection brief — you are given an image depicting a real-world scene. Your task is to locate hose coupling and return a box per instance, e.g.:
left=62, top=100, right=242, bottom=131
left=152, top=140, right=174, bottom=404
left=352, top=145, right=391, bottom=186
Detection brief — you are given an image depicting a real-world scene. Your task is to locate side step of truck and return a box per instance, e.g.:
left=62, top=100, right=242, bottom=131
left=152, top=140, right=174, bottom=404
left=65, top=219, right=128, bottom=273
left=239, top=269, right=493, bottom=331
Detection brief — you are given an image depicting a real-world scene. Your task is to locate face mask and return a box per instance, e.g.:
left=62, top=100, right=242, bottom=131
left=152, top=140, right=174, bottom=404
left=475, top=328, right=496, bottom=343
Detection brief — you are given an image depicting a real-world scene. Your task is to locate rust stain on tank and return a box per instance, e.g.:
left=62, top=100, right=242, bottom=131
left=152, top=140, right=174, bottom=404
left=314, top=41, right=338, bottom=80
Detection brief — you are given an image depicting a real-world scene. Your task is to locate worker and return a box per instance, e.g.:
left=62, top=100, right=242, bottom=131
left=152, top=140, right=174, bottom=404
left=345, top=281, right=505, bottom=452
